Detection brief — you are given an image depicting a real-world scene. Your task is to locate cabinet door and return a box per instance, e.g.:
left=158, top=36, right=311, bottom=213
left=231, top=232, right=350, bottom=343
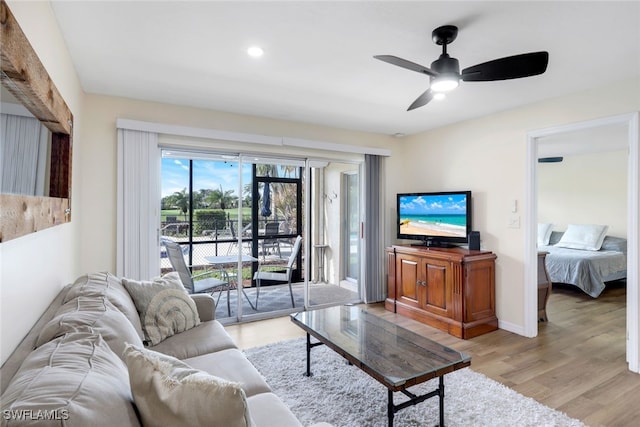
left=463, top=259, right=495, bottom=322
left=422, top=258, right=453, bottom=318
left=396, top=253, right=421, bottom=308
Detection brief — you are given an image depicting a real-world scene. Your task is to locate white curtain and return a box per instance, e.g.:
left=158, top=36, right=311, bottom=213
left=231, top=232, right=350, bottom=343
left=117, top=129, right=160, bottom=280
left=1, top=113, right=49, bottom=195
left=363, top=154, right=386, bottom=303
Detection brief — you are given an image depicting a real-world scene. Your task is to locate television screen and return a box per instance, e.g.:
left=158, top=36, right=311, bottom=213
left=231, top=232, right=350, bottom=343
left=397, top=191, right=472, bottom=246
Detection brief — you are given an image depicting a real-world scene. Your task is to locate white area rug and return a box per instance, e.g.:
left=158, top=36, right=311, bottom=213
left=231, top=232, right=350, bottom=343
left=245, top=338, right=586, bottom=427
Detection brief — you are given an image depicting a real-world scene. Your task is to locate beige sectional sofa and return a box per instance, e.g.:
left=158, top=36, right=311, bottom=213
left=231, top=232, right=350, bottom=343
left=0, top=272, right=309, bottom=426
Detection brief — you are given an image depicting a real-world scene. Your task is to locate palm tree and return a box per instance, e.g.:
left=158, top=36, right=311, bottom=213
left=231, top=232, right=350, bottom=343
left=172, top=188, right=189, bottom=221
left=206, top=185, right=237, bottom=210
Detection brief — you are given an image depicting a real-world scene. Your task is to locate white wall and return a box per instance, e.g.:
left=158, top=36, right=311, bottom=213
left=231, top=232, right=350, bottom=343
left=390, top=76, right=640, bottom=330
left=0, top=1, right=85, bottom=364
left=539, top=150, right=628, bottom=237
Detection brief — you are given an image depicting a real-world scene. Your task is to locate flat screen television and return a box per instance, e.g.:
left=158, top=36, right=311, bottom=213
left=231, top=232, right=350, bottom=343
left=397, top=191, right=472, bottom=247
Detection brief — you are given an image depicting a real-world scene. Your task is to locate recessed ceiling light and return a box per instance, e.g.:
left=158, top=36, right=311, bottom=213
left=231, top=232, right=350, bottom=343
left=247, top=46, right=264, bottom=58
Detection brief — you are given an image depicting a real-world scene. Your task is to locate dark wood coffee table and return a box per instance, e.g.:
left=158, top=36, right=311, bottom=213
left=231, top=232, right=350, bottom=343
left=291, top=305, right=471, bottom=426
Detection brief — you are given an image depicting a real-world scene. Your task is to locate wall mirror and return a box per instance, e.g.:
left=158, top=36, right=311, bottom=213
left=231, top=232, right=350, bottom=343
left=0, top=0, right=73, bottom=242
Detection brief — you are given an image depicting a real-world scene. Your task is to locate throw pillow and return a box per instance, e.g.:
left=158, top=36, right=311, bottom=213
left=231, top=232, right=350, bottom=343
left=123, top=344, right=253, bottom=427
left=555, top=224, right=609, bottom=251
left=537, top=223, right=553, bottom=246
left=122, top=272, right=200, bottom=346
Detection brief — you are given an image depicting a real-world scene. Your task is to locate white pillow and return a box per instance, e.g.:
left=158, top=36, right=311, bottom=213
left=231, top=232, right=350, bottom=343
left=123, top=344, right=253, bottom=427
left=555, top=224, right=609, bottom=251
left=122, top=272, right=200, bottom=346
left=537, top=223, right=553, bottom=246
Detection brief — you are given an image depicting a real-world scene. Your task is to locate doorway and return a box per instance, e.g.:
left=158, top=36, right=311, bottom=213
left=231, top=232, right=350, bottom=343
left=526, top=112, right=640, bottom=373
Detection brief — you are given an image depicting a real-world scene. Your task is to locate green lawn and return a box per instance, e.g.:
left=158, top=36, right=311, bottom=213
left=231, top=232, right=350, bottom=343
left=161, top=208, right=252, bottom=222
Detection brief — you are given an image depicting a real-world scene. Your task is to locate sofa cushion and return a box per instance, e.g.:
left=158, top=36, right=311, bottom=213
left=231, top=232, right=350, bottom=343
left=0, top=332, right=139, bottom=427
left=124, top=344, right=253, bottom=427
left=190, top=293, right=216, bottom=322
left=64, top=272, right=144, bottom=340
left=185, top=348, right=271, bottom=397
left=35, top=296, right=143, bottom=359
left=149, top=319, right=237, bottom=359
left=246, top=392, right=302, bottom=427
left=123, top=273, right=200, bottom=346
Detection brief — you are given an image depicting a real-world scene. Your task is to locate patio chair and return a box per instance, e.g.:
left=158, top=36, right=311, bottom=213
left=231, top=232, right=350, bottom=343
left=253, top=235, right=302, bottom=309
left=226, top=222, right=252, bottom=255
left=261, top=221, right=282, bottom=260
left=163, top=239, right=233, bottom=316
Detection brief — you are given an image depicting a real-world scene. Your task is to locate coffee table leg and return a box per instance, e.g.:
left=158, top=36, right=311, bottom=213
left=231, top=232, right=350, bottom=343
left=438, top=376, right=445, bottom=427
left=302, top=333, right=325, bottom=377
left=305, top=333, right=312, bottom=377
left=387, top=389, right=394, bottom=426
left=386, top=376, right=446, bottom=427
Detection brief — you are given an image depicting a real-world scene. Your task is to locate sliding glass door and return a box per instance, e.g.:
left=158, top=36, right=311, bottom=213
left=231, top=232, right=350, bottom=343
left=160, top=149, right=363, bottom=323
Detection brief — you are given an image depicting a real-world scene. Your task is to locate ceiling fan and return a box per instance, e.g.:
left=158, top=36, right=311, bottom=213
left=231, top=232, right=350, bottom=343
left=374, top=25, right=549, bottom=111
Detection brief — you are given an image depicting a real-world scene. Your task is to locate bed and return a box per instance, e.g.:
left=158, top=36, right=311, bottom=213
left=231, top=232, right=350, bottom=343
left=538, top=229, right=627, bottom=298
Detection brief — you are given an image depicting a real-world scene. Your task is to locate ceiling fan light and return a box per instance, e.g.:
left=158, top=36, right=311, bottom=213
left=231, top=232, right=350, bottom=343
left=433, top=92, right=446, bottom=101
left=247, top=46, right=264, bottom=57
left=430, top=74, right=459, bottom=92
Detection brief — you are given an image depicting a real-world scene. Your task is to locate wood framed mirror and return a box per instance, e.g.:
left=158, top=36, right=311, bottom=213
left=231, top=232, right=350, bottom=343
left=0, top=0, right=73, bottom=242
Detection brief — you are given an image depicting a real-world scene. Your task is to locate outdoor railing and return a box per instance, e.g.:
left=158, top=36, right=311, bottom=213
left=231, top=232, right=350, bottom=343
left=160, top=218, right=299, bottom=276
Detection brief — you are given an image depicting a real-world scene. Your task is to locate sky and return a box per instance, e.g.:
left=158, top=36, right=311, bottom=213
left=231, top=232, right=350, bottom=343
left=161, top=158, right=252, bottom=198
left=399, top=193, right=468, bottom=216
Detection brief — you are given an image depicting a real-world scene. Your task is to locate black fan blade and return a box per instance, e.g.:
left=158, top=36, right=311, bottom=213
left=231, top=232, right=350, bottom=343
left=407, top=89, right=434, bottom=111
left=374, top=55, right=438, bottom=77
left=461, top=51, right=549, bottom=82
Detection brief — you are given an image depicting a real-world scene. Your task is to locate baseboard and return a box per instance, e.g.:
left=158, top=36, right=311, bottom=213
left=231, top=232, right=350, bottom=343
left=498, top=319, right=526, bottom=337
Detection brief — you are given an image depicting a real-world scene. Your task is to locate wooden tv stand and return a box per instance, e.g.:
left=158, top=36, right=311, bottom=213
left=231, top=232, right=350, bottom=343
left=385, top=245, right=497, bottom=339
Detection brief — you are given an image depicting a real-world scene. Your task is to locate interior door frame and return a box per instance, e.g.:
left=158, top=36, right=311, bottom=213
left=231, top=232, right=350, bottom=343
left=525, top=112, right=639, bottom=373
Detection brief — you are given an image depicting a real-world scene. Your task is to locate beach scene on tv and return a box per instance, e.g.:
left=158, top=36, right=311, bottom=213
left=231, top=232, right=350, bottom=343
left=399, top=194, right=467, bottom=238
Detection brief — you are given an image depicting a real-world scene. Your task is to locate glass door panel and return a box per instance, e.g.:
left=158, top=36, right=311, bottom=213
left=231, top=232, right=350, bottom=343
left=307, top=160, right=361, bottom=307
left=160, top=151, right=250, bottom=323
left=344, top=172, right=359, bottom=281
left=243, top=159, right=305, bottom=319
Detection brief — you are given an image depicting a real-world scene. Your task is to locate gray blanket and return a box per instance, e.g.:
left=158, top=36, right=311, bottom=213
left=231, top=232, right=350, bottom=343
left=539, top=243, right=626, bottom=298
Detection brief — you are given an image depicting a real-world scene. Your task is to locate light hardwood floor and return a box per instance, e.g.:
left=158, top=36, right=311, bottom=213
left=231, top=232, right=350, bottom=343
left=225, top=281, right=639, bottom=427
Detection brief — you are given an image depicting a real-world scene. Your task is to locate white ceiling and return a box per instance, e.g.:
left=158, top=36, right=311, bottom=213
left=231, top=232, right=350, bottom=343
left=538, top=121, right=629, bottom=157
left=49, top=1, right=640, bottom=136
